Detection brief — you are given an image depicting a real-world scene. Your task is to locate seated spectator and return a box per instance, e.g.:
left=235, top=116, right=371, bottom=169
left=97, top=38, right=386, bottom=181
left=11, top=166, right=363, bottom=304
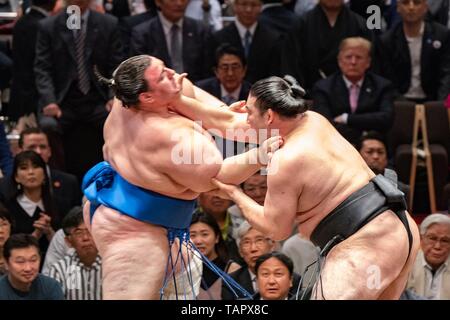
left=312, top=37, right=394, bottom=146
left=4, top=151, right=60, bottom=260
left=196, top=44, right=251, bottom=158
left=229, top=170, right=267, bottom=224
left=16, top=128, right=81, bottom=214
left=190, top=211, right=240, bottom=299
left=254, top=251, right=299, bottom=300
left=380, top=0, right=450, bottom=102
left=281, top=0, right=374, bottom=94
left=41, top=228, right=73, bottom=275
left=356, top=131, right=410, bottom=197
left=0, top=233, right=64, bottom=299
left=48, top=206, right=101, bottom=300
left=208, top=0, right=281, bottom=84
left=407, top=213, right=450, bottom=299
left=221, top=221, right=285, bottom=299
left=196, top=193, right=242, bottom=263
left=0, top=204, right=12, bottom=276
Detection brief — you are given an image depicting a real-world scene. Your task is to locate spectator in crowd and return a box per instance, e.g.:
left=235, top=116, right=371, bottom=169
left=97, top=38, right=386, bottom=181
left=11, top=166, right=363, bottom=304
left=356, top=131, right=410, bottom=197
left=380, top=0, right=450, bottom=102
left=190, top=211, right=240, bottom=299
left=312, top=37, right=394, bottom=145
left=131, top=0, right=212, bottom=81
left=0, top=233, right=64, bottom=299
left=17, top=128, right=81, bottom=213
left=294, top=0, right=317, bottom=17
left=8, top=0, right=57, bottom=123
left=259, top=0, right=298, bottom=35
left=281, top=227, right=319, bottom=290
left=185, top=0, right=223, bottom=31
left=221, top=221, right=276, bottom=299
left=229, top=170, right=267, bottom=221
left=407, top=213, right=450, bottom=299
left=209, top=0, right=281, bottom=84
left=48, top=206, right=101, bottom=300
left=34, top=0, right=124, bottom=182
left=119, top=0, right=157, bottom=56
left=281, top=0, right=374, bottom=94
left=0, top=204, right=12, bottom=276
left=427, top=0, right=450, bottom=28
left=254, top=251, right=298, bottom=300
left=196, top=44, right=251, bottom=157
left=0, top=122, right=13, bottom=177
left=196, top=193, right=242, bottom=262
left=4, top=151, right=60, bottom=260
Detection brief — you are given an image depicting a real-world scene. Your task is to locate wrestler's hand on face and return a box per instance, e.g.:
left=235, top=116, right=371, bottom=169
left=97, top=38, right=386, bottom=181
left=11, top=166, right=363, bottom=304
left=210, top=179, right=241, bottom=200
left=258, top=135, right=283, bottom=165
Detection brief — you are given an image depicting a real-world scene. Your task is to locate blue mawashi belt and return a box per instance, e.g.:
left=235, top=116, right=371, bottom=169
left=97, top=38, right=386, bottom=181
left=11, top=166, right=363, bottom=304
left=82, top=161, right=196, bottom=229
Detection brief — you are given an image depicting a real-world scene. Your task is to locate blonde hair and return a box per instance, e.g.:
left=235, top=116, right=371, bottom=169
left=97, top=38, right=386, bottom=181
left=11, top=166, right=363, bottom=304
left=339, top=37, right=372, bottom=56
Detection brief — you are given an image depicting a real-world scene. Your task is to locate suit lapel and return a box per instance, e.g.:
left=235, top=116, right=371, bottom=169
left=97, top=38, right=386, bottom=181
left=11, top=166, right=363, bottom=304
left=182, top=18, right=194, bottom=68
left=155, top=17, right=171, bottom=65
left=85, top=11, right=99, bottom=61
left=357, top=76, right=373, bottom=113
left=335, top=75, right=351, bottom=114
left=58, top=13, right=76, bottom=62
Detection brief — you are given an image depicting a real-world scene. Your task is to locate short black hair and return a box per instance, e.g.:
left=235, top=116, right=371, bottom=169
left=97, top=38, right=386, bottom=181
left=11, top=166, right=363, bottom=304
left=255, top=251, right=294, bottom=277
left=3, top=234, right=40, bottom=261
left=214, top=43, right=247, bottom=67
left=18, top=127, right=47, bottom=148
left=250, top=76, right=308, bottom=118
left=356, top=131, right=386, bottom=152
left=62, top=206, right=84, bottom=236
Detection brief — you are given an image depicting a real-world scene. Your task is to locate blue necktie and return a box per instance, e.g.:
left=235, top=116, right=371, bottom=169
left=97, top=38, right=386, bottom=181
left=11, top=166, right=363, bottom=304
left=244, top=30, right=252, bottom=58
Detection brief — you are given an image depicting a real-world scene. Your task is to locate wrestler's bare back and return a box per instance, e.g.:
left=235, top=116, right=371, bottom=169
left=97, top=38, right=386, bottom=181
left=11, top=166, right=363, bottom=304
left=267, top=111, right=420, bottom=299
left=84, top=98, right=222, bottom=299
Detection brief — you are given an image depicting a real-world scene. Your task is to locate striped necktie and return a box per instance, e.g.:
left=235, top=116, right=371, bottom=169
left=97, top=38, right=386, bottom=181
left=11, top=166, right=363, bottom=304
left=75, top=19, right=90, bottom=95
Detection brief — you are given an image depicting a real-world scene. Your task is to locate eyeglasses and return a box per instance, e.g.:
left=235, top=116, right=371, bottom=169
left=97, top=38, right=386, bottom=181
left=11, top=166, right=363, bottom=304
left=424, top=234, right=450, bottom=247
left=70, top=228, right=91, bottom=239
left=217, top=63, right=243, bottom=72
left=240, top=237, right=271, bottom=250
left=399, top=0, right=425, bottom=5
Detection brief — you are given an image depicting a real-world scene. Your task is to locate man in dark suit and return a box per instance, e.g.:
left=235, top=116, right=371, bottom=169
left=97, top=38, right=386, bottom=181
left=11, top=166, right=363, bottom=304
left=196, top=44, right=251, bottom=157
left=281, top=0, right=374, bottom=94
left=209, top=0, right=281, bottom=84
left=380, top=0, right=450, bottom=102
left=130, top=0, right=212, bottom=81
left=119, top=0, right=157, bottom=56
left=8, top=0, right=57, bottom=122
left=34, top=0, right=124, bottom=180
left=312, top=37, right=394, bottom=146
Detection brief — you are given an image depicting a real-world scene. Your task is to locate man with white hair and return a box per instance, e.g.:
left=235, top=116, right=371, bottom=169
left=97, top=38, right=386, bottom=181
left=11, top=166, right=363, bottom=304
left=407, top=213, right=450, bottom=299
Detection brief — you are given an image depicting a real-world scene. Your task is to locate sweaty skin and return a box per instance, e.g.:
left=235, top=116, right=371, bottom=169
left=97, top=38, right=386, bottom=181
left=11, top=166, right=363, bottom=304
left=83, top=58, right=278, bottom=299
left=177, top=96, right=420, bottom=300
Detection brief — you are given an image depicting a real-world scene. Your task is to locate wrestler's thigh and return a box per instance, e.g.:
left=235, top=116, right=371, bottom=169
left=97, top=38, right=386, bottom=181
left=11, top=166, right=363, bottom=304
left=91, top=205, right=169, bottom=300
left=314, top=210, right=410, bottom=300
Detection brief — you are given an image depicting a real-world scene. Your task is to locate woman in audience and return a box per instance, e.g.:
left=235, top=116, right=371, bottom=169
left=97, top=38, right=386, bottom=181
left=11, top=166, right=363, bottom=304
left=4, top=151, right=59, bottom=261
left=190, top=211, right=241, bottom=299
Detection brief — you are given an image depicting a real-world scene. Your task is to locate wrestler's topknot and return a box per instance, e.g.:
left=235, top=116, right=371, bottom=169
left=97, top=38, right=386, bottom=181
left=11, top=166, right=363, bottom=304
left=250, top=76, right=308, bottom=118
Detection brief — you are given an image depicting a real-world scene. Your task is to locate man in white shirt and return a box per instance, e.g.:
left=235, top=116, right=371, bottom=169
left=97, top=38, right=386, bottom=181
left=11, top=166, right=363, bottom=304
left=407, top=213, right=450, bottom=299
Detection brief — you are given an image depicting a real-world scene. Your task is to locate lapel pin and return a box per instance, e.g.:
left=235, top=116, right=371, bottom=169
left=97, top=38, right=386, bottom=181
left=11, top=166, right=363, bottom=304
left=53, top=181, right=61, bottom=188
left=432, top=40, right=442, bottom=49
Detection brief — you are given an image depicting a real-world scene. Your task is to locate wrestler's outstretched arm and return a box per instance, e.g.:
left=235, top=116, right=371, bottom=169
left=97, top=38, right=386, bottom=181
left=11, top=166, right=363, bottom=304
left=172, top=92, right=251, bottom=142
left=212, top=151, right=299, bottom=241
